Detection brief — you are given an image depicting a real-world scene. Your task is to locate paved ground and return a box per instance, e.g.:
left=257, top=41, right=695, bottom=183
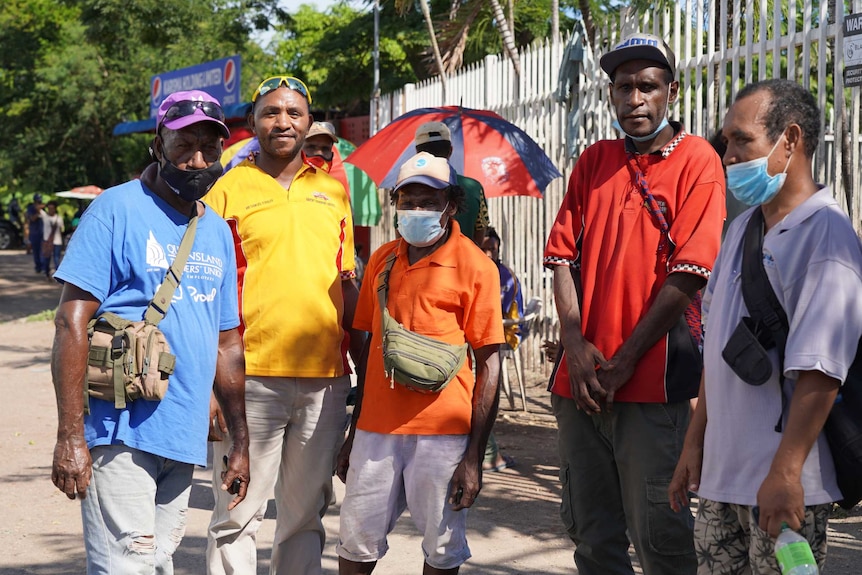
left=1, top=248, right=861, bottom=574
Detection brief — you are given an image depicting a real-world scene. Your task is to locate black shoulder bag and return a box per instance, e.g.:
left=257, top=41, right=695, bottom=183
left=731, top=209, right=862, bottom=509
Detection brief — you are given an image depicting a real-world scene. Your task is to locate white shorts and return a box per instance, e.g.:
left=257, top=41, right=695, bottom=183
left=336, top=430, right=472, bottom=569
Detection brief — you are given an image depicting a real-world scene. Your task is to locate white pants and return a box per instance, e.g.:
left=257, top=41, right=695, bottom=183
left=82, top=445, right=193, bottom=575
left=336, top=430, right=472, bottom=570
left=207, top=376, right=350, bottom=575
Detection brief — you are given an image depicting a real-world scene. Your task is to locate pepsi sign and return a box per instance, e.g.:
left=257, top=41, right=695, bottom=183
left=150, top=55, right=241, bottom=118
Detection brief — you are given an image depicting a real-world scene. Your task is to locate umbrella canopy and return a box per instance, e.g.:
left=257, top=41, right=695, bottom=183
left=220, top=137, right=381, bottom=226
left=55, top=185, right=103, bottom=200
left=346, top=106, right=562, bottom=198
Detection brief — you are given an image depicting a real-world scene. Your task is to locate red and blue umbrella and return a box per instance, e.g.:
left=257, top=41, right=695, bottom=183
left=347, top=106, right=561, bottom=198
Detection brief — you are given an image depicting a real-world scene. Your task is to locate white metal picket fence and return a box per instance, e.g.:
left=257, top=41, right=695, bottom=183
left=367, top=0, right=862, bottom=372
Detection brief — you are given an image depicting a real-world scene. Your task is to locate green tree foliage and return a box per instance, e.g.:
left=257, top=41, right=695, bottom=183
left=0, top=0, right=280, bottom=199
left=448, top=0, right=576, bottom=63
left=273, top=3, right=424, bottom=115
left=0, top=0, right=579, bottom=202
left=271, top=0, right=577, bottom=114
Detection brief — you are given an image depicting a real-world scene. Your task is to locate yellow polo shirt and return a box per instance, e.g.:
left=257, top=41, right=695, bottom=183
left=205, top=159, right=355, bottom=377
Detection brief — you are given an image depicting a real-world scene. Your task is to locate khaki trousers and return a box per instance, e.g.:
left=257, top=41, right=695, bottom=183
left=207, top=375, right=350, bottom=575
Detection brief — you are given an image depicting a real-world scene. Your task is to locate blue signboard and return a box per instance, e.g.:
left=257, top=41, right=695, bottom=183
left=150, top=55, right=241, bottom=118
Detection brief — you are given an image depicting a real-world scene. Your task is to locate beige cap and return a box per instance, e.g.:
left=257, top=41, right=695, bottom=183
left=414, top=121, right=451, bottom=146
left=307, top=121, right=338, bottom=142
left=394, top=152, right=457, bottom=192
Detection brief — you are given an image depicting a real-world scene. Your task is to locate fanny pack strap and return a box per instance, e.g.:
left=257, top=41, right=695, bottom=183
left=143, top=211, right=198, bottom=326
left=740, top=208, right=789, bottom=432
left=376, top=249, right=399, bottom=323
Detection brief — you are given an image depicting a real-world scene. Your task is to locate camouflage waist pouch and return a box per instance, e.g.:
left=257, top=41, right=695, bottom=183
left=86, top=312, right=175, bottom=409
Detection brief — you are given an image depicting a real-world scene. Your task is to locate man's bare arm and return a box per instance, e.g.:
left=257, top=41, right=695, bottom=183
left=757, top=370, right=839, bottom=537
left=213, top=328, right=249, bottom=509
left=449, top=344, right=500, bottom=510
left=553, top=265, right=606, bottom=412
left=342, top=278, right=368, bottom=365
left=599, top=272, right=706, bottom=407
left=335, top=336, right=371, bottom=483
left=51, top=284, right=100, bottom=499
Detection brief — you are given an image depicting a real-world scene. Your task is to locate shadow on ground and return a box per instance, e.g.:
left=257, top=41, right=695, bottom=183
left=0, top=251, right=62, bottom=323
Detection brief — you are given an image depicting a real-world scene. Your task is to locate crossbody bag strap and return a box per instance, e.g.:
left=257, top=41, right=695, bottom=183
left=626, top=154, right=670, bottom=256
left=376, top=250, right=399, bottom=324
left=144, top=212, right=199, bottom=326
left=740, top=208, right=790, bottom=432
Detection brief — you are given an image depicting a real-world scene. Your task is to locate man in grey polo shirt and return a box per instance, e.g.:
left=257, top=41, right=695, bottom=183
left=669, top=79, right=862, bottom=574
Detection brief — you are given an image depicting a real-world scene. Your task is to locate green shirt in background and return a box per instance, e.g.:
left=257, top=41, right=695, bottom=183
left=456, top=175, right=490, bottom=244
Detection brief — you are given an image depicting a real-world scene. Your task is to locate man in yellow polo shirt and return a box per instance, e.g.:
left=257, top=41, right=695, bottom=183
left=204, top=75, right=364, bottom=575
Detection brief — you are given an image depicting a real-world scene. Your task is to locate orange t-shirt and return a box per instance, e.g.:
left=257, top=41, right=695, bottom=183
left=354, top=222, right=504, bottom=435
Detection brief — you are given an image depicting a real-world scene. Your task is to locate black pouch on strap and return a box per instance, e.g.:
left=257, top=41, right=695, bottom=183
left=721, top=316, right=773, bottom=386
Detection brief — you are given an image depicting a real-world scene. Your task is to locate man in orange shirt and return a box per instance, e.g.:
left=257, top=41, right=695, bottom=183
left=335, top=152, right=504, bottom=575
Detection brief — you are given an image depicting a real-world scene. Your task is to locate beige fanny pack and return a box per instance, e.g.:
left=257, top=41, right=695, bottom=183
left=377, top=251, right=468, bottom=393
left=85, top=213, right=197, bottom=412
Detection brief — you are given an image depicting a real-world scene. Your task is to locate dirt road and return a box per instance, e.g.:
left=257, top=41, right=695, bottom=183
left=2, top=249, right=860, bottom=574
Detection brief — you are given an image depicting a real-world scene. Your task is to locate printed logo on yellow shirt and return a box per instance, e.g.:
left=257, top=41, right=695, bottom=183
left=245, top=199, right=275, bottom=211
left=310, top=191, right=335, bottom=206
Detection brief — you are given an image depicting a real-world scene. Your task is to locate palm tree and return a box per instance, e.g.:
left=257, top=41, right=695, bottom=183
left=418, top=0, right=449, bottom=100
left=393, top=0, right=521, bottom=96
left=487, top=0, right=521, bottom=78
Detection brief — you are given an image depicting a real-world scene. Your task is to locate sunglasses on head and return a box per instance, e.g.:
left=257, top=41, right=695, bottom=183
left=161, top=100, right=225, bottom=125
left=252, top=76, right=312, bottom=104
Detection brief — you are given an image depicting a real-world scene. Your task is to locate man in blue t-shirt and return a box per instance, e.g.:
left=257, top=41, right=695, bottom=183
left=50, top=90, right=250, bottom=574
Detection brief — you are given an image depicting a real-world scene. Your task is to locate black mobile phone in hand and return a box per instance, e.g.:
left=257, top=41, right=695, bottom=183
left=222, top=455, right=242, bottom=494
left=453, top=487, right=463, bottom=505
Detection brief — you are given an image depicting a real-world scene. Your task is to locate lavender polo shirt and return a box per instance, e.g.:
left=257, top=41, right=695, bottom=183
left=699, top=187, right=862, bottom=506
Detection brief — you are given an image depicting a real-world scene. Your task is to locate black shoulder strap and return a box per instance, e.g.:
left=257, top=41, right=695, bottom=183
left=741, top=209, right=789, bottom=348
left=740, top=209, right=789, bottom=432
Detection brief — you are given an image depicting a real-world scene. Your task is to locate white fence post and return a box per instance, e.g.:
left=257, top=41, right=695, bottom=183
left=364, top=1, right=861, bottom=371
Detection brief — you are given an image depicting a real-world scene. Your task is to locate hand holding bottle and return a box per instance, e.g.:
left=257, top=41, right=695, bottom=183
left=774, top=522, right=818, bottom=575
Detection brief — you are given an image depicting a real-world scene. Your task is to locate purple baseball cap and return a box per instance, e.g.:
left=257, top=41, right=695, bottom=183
left=156, top=90, right=230, bottom=138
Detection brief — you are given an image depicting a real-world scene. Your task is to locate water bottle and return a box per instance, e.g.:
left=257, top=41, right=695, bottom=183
left=774, top=522, right=818, bottom=574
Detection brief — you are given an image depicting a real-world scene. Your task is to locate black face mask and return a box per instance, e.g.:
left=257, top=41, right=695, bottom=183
left=158, top=159, right=223, bottom=202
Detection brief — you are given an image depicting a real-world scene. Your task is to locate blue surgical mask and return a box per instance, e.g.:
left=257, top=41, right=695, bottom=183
left=726, top=135, right=790, bottom=206
left=613, top=116, right=669, bottom=142
left=397, top=207, right=448, bottom=247
left=613, top=93, right=671, bottom=142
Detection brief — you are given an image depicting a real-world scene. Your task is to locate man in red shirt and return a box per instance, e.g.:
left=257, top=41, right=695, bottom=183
left=543, top=33, right=725, bottom=575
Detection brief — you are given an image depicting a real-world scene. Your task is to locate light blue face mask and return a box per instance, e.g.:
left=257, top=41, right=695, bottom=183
left=612, top=116, right=669, bottom=142
left=726, top=134, right=790, bottom=206
left=397, top=207, right=448, bottom=247
left=612, top=93, right=671, bottom=142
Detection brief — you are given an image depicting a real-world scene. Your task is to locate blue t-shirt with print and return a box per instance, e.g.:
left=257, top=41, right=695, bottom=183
left=55, top=180, right=239, bottom=466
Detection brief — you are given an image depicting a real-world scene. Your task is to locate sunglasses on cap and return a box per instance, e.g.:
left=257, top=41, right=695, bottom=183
left=161, top=100, right=226, bottom=124
left=252, top=76, right=312, bottom=104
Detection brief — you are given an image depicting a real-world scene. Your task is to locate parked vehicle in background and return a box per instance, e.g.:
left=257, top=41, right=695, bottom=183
left=0, top=217, right=22, bottom=250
